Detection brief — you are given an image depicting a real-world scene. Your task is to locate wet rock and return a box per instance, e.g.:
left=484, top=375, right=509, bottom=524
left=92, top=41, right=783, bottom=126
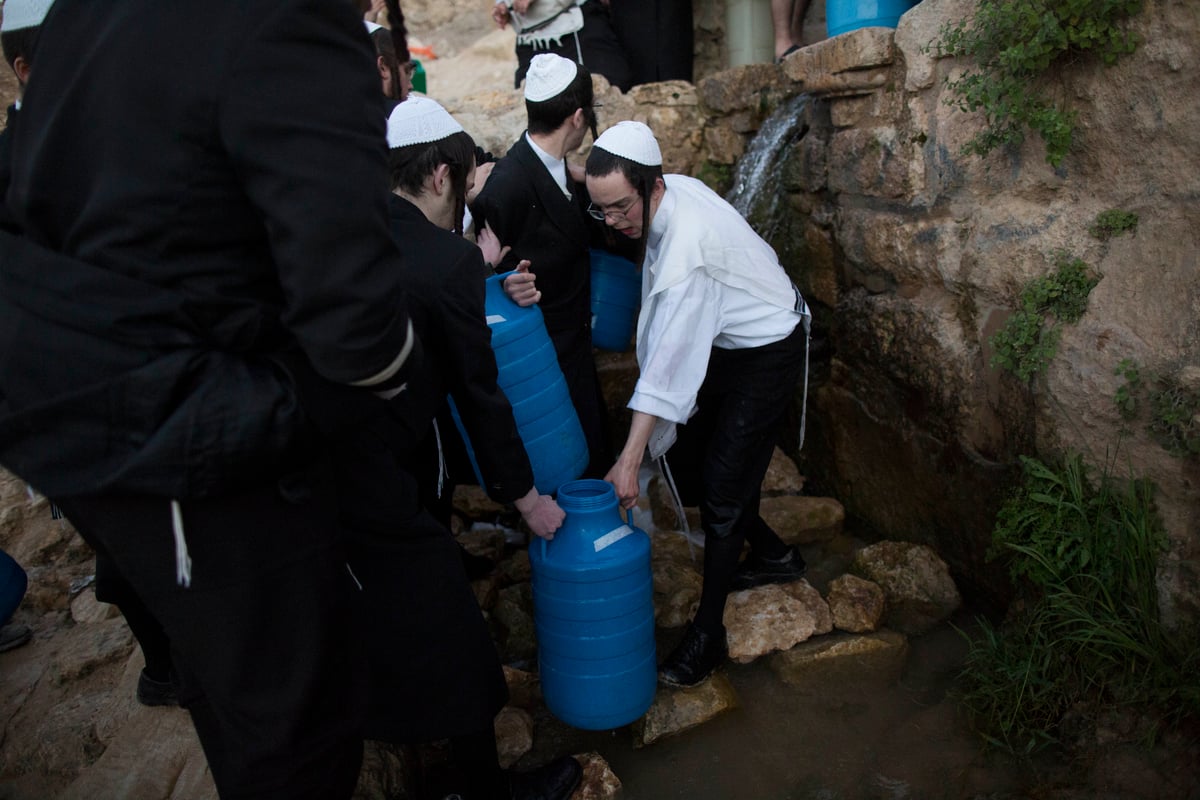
left=452, top=484, right=506, bottom=522
left=502, top=665, right=541, bottom=710
left=52, top=617, right=135, bottom=685
left=770, top=629, right=909, bottom=687
left=851, top=541, right=962, bottom=635
left=574, top=751, right=622, bottom=799
left=649, top=527, right=701, bottom=567
left=355, top=741, right=417, bottom=800
left=759, top=495, right=844, bottom=545
left=70, top=589, right=121, bottom=625
left=761, top=447, right=806, bottom=495
left=703, top=124, right=745, bottom=166
left=651, top=557, right=702, bottom=629
left=494, top=582, right=537, bottom=665
left=494, top=706, right=534, bottom=768
left=56, top=707, right=215, bottom=800
left=827, top=574, right=885, bottom=633
left=496, top=547, right=531, bottom=586
left=471, top=574, right=500, bottom=612
left=723, top=580, right=833, bottom=663
left=459, top=526, right=506, bottom=561
left=631, top=672, right=738, bottom=748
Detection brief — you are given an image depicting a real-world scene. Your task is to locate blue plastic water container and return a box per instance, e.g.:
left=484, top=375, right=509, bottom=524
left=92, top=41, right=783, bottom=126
left=529, top=479, right=657, bottom=730
left=826, top=0, right=919, bottom=37
left=450, top=272, right=589, bottom=495
left=0, top=548, right=28, bottom=626
left=589, top=249, right=641, bottom=352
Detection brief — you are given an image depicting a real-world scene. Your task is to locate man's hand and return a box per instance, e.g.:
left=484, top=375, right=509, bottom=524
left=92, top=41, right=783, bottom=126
left=513, top=0, right=533, bottom=13
left=514, top=488, right=565, bottom=540
left=469, top=161, right=495, bottom=205
left=502, top=260, right=541, bottom=306
left=476, top=225, right=510, bottom=269
left=491, top=3, right=511, bottom=29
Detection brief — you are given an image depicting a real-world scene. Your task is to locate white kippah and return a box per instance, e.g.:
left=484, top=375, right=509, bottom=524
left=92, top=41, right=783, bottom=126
left=524, top=53, right=578, bottom=103
left=386, top=96, right=465, bottom=149
left=1, top=0, right=55, bottom=32
left=593, top=121, right=663, bottom=167
left=364, top=20, right=384, bottom=34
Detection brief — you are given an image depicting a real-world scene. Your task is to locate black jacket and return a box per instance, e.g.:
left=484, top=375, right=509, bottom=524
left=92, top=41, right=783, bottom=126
left=0, top=0, right=414, bottom=498
left=385, top=194, right=533, bottom=504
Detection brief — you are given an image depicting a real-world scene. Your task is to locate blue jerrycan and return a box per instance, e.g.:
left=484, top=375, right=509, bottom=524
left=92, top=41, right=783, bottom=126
left=529, top=479, right=657, bottom=730
left=826, top=0, right=920, bottom=37
left=450, top=272, right=589, bottom=495
left=589, top=249, right=641, bottom=352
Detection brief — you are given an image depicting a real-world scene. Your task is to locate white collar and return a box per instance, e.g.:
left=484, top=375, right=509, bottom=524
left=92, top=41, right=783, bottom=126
left=646, top=182, right=674, bottom=257
left=525, top=132, right=571, bottom=198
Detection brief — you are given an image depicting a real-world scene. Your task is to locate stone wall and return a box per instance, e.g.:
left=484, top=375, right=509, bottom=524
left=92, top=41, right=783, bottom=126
left=703, top=0, right=1199, bottom=623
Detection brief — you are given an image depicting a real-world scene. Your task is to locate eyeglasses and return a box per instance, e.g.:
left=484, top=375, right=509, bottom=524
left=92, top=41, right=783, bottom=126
left=587, top=194, right=640, bottom=222
left=402, top=60, right=417, bottom=78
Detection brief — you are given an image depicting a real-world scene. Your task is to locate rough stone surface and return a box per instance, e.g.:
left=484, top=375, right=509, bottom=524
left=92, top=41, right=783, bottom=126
left=494, top=582, right=538, bottom=665
left=851, top=541, right=962, bottom=635
left=573, top=751, right=622, bottom=800
left=502, top=665, right=542, bottom=710
left=827, top=573, right=886, bottom=633
left=759, top=495, right=844, bottom=545
left=770, top=629, right=909, bottom=687
left=632, top=672, right=739, bottom=748
left=723, top=580, right=833, bottom=663
left=651, top=556, right=703, bottom=629
left=761, top=446, right=806, bottom=494
left=494, top=706, right=534, bottom=769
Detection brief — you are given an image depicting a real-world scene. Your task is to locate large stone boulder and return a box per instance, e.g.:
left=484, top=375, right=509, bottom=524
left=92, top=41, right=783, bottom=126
left=723, top=580, right=833, bottom=662
left=632, top=672, right=738, bottom=748
left=850, top=541, right=962, bottom=635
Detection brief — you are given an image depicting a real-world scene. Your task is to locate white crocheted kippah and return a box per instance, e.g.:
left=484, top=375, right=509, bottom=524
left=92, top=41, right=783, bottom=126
left=386, top=96, right=465, bottom=149
left=593, top=120, right=663, bottom=167
left=1, top=0, right=55, bottom=32
left=523, top=53, right=578, bottom=102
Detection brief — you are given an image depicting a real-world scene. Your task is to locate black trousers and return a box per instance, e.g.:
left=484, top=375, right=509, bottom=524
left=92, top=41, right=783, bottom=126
left=607, top=0, right=694, bottom=85
left=663, top=323, right=807, bottom=617
left=513, top=0, right=633, bottom=91
left=55, top=465, right=366, bottom=800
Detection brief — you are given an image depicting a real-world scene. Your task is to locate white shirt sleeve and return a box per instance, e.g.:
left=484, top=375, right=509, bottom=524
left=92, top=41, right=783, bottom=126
left=629, top=269, right=721, bottom=424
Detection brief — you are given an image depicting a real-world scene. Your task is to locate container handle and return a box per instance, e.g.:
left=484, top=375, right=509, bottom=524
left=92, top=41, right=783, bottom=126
left=539, top=535, right=548, bottom=562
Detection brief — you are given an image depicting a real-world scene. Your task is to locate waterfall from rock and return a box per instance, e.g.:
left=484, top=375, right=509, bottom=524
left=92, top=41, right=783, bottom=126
left=726, top=93, right=810, bottom=243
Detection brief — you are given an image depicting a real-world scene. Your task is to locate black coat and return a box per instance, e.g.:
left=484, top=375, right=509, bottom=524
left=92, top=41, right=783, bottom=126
left=385, top=195, right=533, bottom=505
left=470, top=134, right=615, bottom=474
left=0, top=0, right=413, bottom=497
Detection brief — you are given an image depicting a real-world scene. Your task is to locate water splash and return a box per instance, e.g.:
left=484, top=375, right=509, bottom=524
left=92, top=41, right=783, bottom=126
left=726, top=93, right=811, bottom=240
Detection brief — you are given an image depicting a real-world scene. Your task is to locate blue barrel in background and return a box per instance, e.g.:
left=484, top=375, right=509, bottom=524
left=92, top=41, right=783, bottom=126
left=529, top=479, right=656, bottom=730
left=826, top=0, right=919, bottom=37
left=589, top=249, right=641, bottom=353
left=451, top=272, right=589, bottom=496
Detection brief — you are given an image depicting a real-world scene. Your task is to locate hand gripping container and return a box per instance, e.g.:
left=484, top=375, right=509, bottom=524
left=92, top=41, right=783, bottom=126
left=529, top=479, right=657, bottom=730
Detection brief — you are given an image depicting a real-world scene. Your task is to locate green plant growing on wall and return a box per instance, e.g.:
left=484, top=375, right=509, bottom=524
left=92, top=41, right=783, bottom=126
left=1113, top=358, right=1141, bottom=420
left=956, top=454, right=1200, bottom=755
left=935, top=0, right=1142, bottom=167
left=1090, top=208, right=1139, bottom=240
left=1111, top=360, right=1200, bottom=458
left=990, top=254, right=1100, bottom=381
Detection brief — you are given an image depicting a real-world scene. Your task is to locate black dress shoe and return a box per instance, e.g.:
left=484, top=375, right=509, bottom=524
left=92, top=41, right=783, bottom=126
left=658, top=623, right=728, bottom=687
left=728, top=546, right=807, bottom=591
left=136, top=669, right=179, bottom=707
left=507, top=755, right=582, bottom=800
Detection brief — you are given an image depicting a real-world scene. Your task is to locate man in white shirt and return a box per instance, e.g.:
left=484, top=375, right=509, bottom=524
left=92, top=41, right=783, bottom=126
left=586, top=121, right=812, bottom=687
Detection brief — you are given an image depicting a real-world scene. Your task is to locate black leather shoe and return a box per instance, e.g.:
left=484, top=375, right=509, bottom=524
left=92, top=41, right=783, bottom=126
left=658, top=624, right=727, bottom=687
left=136, top=669, right=179, bottom=707
left=507, top=755, right=582, bottom=800
left=728, top=546, right=807, bottom=591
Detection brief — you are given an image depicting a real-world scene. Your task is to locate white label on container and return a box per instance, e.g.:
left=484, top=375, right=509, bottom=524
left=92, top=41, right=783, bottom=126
left=594, top=524, right=634, bottom=553
left=486, top=314, right=506, bottom=325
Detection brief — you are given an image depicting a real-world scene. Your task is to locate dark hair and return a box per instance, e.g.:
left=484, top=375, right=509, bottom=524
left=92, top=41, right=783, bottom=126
left=381, top=0, right=411, bottom=62
left=369, top=28, right=404, bottom=100
left=585, top=147, right=664, bottom=267
left=526, top=64, right=595, bottom=136
left=388, top=130, right=478, bottom=235
left=2, top=26, right=41, bottom=71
